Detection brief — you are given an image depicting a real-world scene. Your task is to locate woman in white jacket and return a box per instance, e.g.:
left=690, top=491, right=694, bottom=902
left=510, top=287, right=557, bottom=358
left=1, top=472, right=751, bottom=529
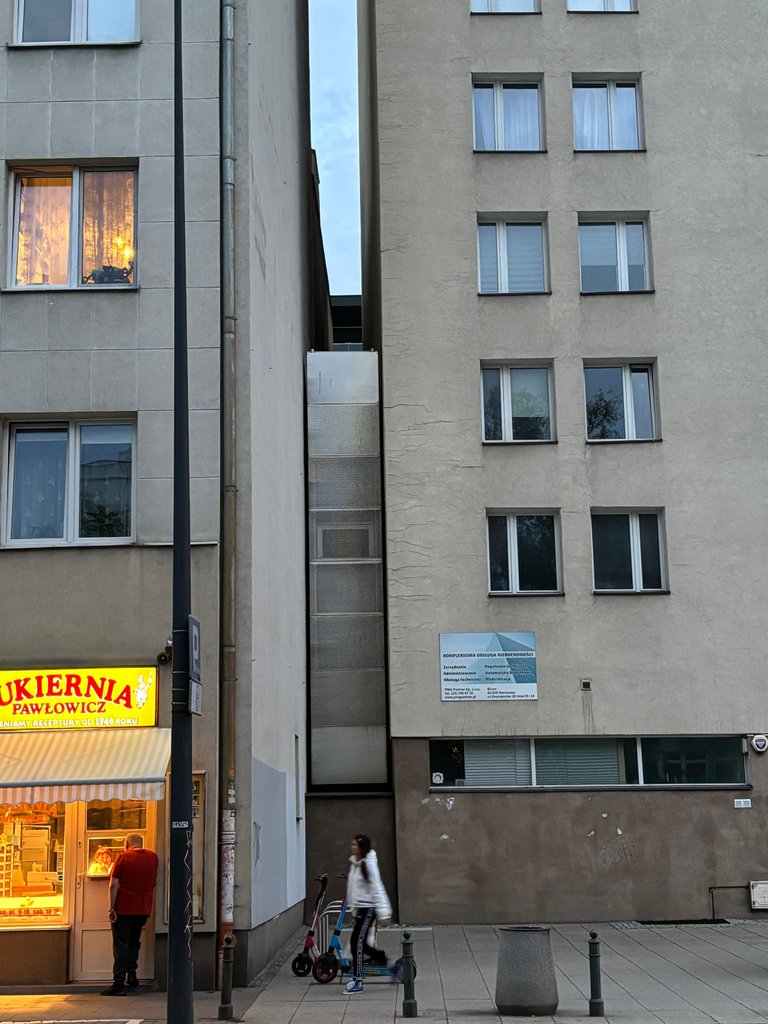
left=344, top=834, right=395, bottom=993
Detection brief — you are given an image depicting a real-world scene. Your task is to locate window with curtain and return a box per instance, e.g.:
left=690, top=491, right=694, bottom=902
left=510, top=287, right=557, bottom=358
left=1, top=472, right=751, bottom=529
left=12, top=167, right=136, bottom=289
left=478, top=220, right=547, bottom=293
left=578, top=218, right=650, bottom=292
left=6, top=422, right=135, bottom=545
left=573, top=80, right=641, bottom=150
left=535, top=739, right=623, bottom=785
left=487, top=511, right=560, bottom=594
left=568, top=0, right=637, bottom=10
left=482, top=365, right=553, bottom=442
left=584, top=363, right=656, bottom=440
left=471, top=0, right=540, bottom=11
left=474, top=82, right=542, bottom=151
left=591, top=510, right=665, bottom=592
left=17, top=0, right=138, bottom=43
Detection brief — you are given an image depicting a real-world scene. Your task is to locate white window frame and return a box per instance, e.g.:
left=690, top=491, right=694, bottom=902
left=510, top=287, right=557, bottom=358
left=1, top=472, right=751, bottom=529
left=578, top=216, right=651, bottom=293
left=477, top=218, right=549, bottom=294
left=590, top=509, right=666, bottom=593
left=572, top=78, right=643, bottom=150
left=4, top=420, right=137, bottom=548
left=583, top=362, right=657, bottom=441
left=14, top=0, right=139, bottom=44
left=482, top=363, right=555, bottom=443
left=567, top=0, right=637, bottom=11
left=487, top=509, right=562, bottom=595
left=472, top=80, right=544, bottom=152
left=9, top=165, right=137, bottom=290
left=471, top=0, right=541, bottom=12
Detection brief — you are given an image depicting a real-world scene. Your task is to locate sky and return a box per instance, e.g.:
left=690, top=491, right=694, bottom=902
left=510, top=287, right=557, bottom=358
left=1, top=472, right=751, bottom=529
left=309, top=0, right=361, bottom=296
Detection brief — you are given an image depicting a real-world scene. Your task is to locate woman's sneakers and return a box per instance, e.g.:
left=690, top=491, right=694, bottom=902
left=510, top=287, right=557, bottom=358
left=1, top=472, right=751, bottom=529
left=345, top=978, right=364, bottom=993
left=388, top=959, right=403, bottom=983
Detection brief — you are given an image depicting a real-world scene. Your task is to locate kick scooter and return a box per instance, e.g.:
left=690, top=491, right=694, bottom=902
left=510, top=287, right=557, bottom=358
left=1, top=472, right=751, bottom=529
left=311, top=895, right=413, bottom=984
left=291, top=873, right=328, bottom=976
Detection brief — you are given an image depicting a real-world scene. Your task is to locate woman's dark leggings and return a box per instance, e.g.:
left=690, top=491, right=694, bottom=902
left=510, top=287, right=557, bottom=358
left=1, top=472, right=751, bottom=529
left=350, top=907, right=387, bottom=979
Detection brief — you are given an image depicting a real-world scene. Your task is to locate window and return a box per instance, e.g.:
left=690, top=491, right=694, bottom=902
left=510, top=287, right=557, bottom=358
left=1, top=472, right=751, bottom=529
left=430, top=736, right=746, bottom=788
left=641, top=738, right=745, bottom=785
left=567, top=0, right=637, bottom=10
left=573, top=80, right=642, bottom=150
left=0, top=804, right=67, bottom=926
left=487, top=511, right=560, bottom=594
left=535, top=739, right=631, bottom=785
left=482, top=365, right=553, bottom=442
left=578, top=218, right=650, bottom=292
left=591, top=511, right=665, bottom=592
left=473, top=82, right=543, bottom=151
left=471, top=0, right=540, bottom=11
left=16, top=0, right=138, bottom=44
left=5, top=422, right=134, bottom=545
left=478, top=220, right=547, bottom=294
left=12, top=167, right=136, bottom=288
left=584, top=363, right=656, bottom=440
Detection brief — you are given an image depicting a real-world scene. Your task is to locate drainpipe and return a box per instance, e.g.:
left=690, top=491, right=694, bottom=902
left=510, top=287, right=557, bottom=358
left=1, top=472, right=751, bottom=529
left=217, top=0, right=237, bottom=987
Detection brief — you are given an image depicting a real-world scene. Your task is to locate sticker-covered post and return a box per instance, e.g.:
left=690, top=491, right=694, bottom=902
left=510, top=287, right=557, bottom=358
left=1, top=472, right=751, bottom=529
left=168, top=0, right=194, bottom=1017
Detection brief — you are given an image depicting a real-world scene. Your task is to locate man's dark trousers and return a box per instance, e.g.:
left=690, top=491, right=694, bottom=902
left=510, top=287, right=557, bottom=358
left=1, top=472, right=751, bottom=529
left=112, top=913, right=148, bottom=984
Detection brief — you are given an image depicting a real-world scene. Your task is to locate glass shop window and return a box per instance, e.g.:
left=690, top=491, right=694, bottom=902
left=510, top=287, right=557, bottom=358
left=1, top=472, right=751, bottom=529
left=0, top=804, right=66, bottom=925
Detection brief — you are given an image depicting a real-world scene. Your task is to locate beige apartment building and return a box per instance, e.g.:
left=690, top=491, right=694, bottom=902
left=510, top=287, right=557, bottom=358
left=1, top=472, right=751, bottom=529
left=352, top=0, right=768, bottom=923
left=0, top=0, right=322, bottom=987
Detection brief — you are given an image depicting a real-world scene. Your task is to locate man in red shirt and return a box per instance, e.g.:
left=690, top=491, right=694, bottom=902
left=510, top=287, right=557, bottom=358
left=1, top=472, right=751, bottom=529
left=101, top=833, right=159, bottom=996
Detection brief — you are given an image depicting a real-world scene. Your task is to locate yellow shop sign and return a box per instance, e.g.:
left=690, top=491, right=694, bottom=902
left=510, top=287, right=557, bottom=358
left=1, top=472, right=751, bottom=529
left=0, top=667, right=158, bottom=730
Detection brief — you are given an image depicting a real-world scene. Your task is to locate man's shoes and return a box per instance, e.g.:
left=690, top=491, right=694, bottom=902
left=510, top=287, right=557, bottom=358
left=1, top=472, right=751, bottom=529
left=126, top=972, right=139, bottom=988
left=345, top=978, right=364, bottom=993
left=101, top=983, right=127, bottom=996
left=388, top=959, right=403, bottom=983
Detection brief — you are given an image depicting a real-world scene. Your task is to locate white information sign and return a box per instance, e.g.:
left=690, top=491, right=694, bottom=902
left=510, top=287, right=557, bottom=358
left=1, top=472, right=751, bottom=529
left=440, top=632, right=537, bottom=701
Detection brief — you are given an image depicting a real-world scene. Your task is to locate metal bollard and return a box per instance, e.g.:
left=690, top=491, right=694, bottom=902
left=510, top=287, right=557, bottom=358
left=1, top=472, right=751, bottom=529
left=588, top=930, right=604, bottom=1018
left=401, top=929, right=418, bottom=1018
left=218, top=932, right=237, bottom=1020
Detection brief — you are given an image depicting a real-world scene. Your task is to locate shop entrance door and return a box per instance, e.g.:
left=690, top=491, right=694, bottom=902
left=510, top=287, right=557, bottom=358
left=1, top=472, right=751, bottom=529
left=70, top=802, right=157, bottom=982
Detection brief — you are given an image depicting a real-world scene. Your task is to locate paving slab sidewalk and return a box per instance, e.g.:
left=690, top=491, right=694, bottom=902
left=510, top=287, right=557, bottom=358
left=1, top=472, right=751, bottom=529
left=242, top=921, right=768, bottom=1024
left=4, top=921, right=768, bottom=1023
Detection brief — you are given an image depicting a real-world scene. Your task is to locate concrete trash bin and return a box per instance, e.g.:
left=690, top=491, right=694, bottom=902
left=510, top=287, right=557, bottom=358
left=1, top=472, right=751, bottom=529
left=495, top=925, right=559, bottom=1016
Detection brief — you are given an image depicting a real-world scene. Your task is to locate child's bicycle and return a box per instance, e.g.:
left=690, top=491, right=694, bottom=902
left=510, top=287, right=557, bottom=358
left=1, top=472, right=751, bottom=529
left=291, top=874, right=328, bottom=977
left=311, top=895, right=413, bottom=985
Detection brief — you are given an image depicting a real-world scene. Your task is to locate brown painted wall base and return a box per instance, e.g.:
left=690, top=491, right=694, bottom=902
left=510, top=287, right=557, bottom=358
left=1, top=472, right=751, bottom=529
left=305, top=794, right=397, bottom=921
left=393, top=739, right=768, bottom=924
left=155, top=905, right=304, bottom=990
left=2, top=929, right=69, bottom=984
left=235, top=901, right=305, bottom=987
left=154, top=931, right=218, bottom=991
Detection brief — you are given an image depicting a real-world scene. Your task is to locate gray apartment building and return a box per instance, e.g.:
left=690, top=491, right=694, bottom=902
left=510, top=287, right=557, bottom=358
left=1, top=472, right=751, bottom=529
left=347, top=0, right=768, bottom=924
left=0, top=0, right=322, bottom=988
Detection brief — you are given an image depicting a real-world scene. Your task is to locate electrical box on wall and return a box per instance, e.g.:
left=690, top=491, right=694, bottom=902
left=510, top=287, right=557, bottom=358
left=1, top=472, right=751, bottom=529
left=750, top=881, right=768, bottom=909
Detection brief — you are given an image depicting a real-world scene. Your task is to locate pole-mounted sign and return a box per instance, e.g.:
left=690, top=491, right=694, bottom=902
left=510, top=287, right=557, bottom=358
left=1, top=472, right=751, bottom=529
left=189, top=616, right=202, bottom=716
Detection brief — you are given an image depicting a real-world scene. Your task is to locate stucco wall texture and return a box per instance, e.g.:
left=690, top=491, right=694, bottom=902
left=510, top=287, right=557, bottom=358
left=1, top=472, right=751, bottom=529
left=361, top=0, right=768, bottom=922
left=368, top=1, right=768, bottom=740
left=394, top=739, right=768, bottom=924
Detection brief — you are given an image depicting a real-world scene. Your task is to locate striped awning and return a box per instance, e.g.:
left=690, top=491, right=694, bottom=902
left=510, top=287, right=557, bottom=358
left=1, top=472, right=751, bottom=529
left=0, top=728, right=171, bottom=804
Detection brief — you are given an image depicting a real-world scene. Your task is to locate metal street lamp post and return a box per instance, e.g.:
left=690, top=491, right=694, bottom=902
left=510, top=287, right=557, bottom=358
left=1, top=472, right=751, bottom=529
left=168, top=0, right=194, bottom=1020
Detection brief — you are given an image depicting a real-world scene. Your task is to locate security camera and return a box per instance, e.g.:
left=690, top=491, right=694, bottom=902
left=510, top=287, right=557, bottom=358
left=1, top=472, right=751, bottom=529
left=157, top=635, right=174, bottom=665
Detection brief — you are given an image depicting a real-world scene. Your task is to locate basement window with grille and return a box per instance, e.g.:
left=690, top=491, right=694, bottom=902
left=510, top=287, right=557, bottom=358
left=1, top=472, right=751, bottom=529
left=429, top=736, right=747, bottom=789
